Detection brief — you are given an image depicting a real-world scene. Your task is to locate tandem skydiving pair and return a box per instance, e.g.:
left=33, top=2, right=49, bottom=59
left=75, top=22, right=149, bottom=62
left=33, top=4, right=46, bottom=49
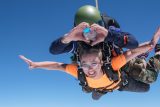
left=20, top=5, right=160, bottom=100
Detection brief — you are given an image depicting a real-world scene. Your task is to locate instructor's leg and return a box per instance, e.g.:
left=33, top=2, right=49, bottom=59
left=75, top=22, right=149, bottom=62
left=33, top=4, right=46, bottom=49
left=119, top=77, right=150, bottom=92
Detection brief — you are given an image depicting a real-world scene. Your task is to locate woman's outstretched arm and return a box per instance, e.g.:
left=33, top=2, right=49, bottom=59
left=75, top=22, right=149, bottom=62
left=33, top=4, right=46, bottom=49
left=124, top=27, right=160, bottom=63
left=19, top=55, right=67, bottom=71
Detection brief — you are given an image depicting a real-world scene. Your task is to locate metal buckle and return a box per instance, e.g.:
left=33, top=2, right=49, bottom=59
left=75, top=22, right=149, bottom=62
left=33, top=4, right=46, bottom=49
left=123, top=79, right=128, bottom=86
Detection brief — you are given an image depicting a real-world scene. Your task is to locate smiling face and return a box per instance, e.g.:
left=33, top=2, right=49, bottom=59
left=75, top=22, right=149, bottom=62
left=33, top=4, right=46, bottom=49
left=80, top=49, right=103, bottom=79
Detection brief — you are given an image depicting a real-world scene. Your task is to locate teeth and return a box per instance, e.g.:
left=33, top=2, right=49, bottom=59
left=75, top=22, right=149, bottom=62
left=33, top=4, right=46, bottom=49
left=89, top=71, right=95, bottom=75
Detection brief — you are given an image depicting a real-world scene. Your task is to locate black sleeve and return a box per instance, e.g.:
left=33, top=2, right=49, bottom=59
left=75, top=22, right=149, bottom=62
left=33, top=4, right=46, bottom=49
left=105, top=30, right=139, bottom=49
left=49, top=37, right=76, bottom=54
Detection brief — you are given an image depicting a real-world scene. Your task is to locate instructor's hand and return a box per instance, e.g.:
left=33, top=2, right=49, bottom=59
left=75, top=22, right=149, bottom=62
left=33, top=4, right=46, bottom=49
left=62, top=22, right=90, bottom=43
left=90, top=24, right=108, bottom=46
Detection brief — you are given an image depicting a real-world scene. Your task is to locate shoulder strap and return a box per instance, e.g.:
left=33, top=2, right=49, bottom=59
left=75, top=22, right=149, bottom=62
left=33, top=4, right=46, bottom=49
left=102, top=42, right=119, bottom=81
left=102, top=64, right=119, bottom=82
left=77, top=68, right=94, bottom=93
left=75, top=42, right=120, bottom=92
left=78, top=68, right=87, bottom=86
left=71, top=41, right=88, bottom=63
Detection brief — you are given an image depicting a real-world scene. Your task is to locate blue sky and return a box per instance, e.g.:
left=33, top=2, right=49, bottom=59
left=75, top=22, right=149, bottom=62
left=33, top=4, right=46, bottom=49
left=0, top=0, right=160, bottom=107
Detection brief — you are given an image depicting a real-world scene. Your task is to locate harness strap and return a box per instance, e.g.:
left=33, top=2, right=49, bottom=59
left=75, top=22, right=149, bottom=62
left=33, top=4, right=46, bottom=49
left=78, top=68, right=87, bottom=86
left=76, top=41, right=125, bottom=93
left=102, top=64, right=119, bottom=81
left=93, top=78, right=122, bottom=93
left=78, top=67, right=129, bottom=94
left=78, top=68, right=95, bottom=93
left=100, top=70, right=128, bottom=93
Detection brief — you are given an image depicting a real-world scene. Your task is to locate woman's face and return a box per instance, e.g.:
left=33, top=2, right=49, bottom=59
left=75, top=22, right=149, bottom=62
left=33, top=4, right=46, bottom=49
left=80, top=53, right=103, bottom=79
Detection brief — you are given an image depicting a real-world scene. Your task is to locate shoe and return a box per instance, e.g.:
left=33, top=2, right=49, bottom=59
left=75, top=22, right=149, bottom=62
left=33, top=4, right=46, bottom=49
left=92, top=90, right=105, bottom=100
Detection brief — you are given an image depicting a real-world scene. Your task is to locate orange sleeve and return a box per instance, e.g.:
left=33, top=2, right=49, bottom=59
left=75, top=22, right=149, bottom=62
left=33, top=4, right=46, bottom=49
left=65, top=64, right=78, bottom=78
left=111, top=54, right=126, bottom=71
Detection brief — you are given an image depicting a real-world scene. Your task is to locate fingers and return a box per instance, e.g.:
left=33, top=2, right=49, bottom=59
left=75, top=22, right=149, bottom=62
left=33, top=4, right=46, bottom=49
left=90, top=23, right=100, bottom=31
left=156, top=26, right=160, bottom=36
left=90, top=23, right=108, bottom=37
left=19, top=55, right=32, bottom=65
left=67, top=22, right=108, bottom=45
left=78, top=22, right=90, bottom=29
left=82, top=22, right=90, bottom=27
left=70, top=22, right=93, bottom=42
left=151, top=27, right=160, bottom=47
left=155, top=27, right=160, bottom=36
left=19, top=55, right=36, bottom=70
left=83, top=39, right=90, bottom=44
left=90, top=23, right=105, bottom=31
left=91, top=38, right=101, bottom=46
left=70, top=22, right=89, bottom=33
left=157, top=26, right=160, bottom=31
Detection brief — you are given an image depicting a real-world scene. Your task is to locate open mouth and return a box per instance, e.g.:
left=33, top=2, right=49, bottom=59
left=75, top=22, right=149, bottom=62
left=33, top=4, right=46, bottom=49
left=88, top=71, right=96, bottom=77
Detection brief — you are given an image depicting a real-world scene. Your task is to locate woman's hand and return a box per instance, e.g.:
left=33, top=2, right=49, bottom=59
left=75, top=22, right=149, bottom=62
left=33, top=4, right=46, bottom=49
left=19, top=55, right=37, bottom=69
left=150, top=27, right=160, bottom=48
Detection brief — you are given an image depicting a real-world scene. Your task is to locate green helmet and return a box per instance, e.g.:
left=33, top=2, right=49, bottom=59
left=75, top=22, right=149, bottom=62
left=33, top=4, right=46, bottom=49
left=74, top=5, right=102, bottom=26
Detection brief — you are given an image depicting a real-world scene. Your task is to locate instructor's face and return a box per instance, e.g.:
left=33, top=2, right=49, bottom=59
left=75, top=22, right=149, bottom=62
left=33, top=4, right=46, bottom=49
left=80, top=53, right=103, bottom=79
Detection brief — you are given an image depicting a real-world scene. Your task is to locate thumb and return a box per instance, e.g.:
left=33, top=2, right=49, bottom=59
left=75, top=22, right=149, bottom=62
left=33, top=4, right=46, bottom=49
left=83, top=39, right=90, bottom=44
left=91, top=39, right=100, bottom=46
left=29, top=66, right=35, bottom=70
left=91, top=41, right=98, bottom=46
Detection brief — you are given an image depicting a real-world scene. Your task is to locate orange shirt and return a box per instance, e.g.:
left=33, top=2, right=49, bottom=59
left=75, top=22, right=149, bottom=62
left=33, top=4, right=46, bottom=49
left=65, top=54, right=126, bottom=89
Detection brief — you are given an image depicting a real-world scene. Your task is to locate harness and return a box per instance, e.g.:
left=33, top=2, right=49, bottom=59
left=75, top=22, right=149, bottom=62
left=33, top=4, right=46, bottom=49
left=73, top=41, right=128, bottom=94
left=70, top=14, right=127, bottom=94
